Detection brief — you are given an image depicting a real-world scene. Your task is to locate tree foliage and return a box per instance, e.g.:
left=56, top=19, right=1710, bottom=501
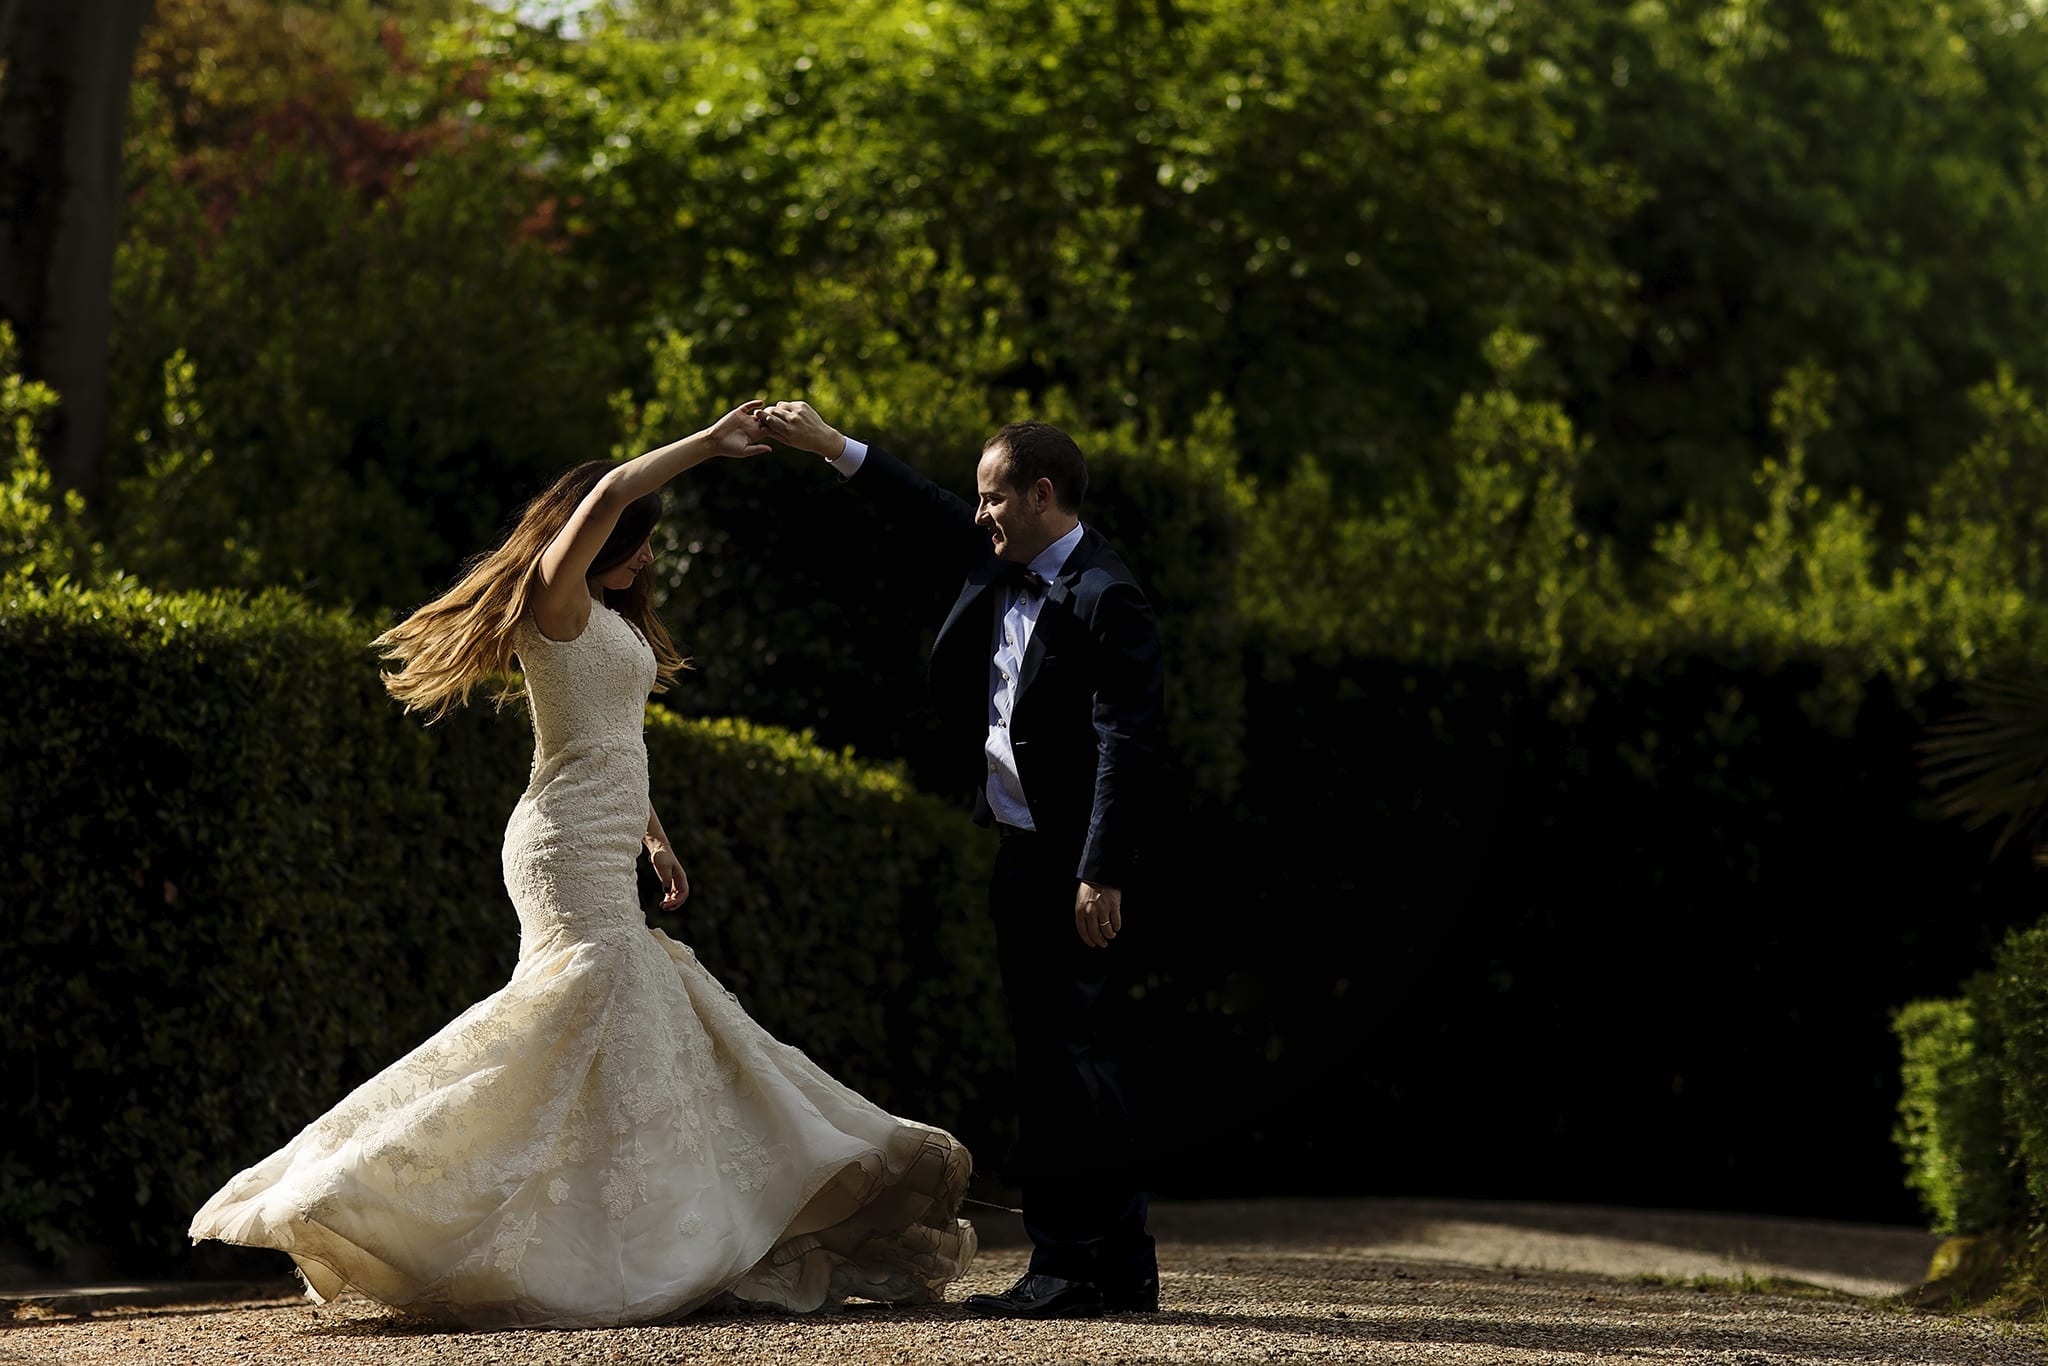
left=1533, top=0, right=2048, bottom=543
left=0, top=323, right=102, bottom=592
left=84, top=0, right=2048, bottom=659
left=108, top=0, right=622, bottom=607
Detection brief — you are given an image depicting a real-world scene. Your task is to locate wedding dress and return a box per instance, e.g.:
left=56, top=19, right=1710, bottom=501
left=190, top=603, right=977, bottom=1328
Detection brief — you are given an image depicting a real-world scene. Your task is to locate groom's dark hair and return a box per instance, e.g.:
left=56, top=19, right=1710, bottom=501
left=986, top=421, right=1088, bottom=512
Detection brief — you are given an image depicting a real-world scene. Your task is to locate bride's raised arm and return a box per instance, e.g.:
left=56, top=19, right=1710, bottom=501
left=532, top=400, right=767, bottom=636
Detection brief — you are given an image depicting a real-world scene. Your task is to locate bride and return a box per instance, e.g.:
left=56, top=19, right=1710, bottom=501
left=189, top=400, right=977, bottom=1329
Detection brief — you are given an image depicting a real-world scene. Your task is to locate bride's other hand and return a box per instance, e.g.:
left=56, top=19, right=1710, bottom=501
left=760, top=401, right=845, bottom=459
left=651, top=846, right=691, bottom=908
left=703, top=399, right=772, bottom=459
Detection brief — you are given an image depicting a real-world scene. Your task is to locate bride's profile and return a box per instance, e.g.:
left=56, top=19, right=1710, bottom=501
left=189, top=400, right=977, bottom=1329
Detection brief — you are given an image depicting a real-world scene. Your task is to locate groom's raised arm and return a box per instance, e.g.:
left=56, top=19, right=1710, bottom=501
left=762, top=401, right=989, bottom=577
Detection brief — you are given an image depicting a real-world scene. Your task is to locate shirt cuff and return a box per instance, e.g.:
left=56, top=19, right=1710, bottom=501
left=828, top=437, right=868, bottom=478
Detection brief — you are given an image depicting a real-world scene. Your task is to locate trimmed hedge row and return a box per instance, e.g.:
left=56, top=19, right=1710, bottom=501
left=0, top=582, right=1003, bottom=1275
left=1893, top=981, right=2024, bottom=1236
left=1127, top=645, right=2046, bottom=1224
left=1895, top=925, right=2048, bottom=1238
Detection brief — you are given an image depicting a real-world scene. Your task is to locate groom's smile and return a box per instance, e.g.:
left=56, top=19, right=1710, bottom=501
left=975, top=446, right=1053, bottom=564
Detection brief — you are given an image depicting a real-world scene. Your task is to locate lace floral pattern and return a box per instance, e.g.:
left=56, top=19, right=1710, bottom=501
left=189, top=606, right=977, bottom=1328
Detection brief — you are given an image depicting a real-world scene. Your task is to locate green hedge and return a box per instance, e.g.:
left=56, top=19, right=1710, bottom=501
left=1989, top=923, right=2048, bottom=1221
left=1892, top=980, right=2024, bottom=1236
left=1894, top=930, right=2048, bottom=1238
left=0, top=581, right=1003, bottom=1274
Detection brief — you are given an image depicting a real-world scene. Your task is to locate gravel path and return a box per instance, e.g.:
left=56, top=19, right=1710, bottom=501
left=6, top=1199, right=2042, bottom=1365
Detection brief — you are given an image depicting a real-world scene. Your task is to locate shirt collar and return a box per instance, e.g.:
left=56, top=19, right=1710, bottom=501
left=1030, top=521, right=1086, bottom=583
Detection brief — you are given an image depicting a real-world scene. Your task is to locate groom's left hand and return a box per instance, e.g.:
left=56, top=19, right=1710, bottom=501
left=1075, top=881, right=1122, bottom=948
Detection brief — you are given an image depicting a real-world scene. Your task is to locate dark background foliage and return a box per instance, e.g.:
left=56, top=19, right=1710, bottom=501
left=1188, top=653, right=2043, bottom=1223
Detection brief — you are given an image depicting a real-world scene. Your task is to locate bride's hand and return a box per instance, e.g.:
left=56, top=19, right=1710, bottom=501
left=702, top=399, right=772, bottom=460
left=651, top=846, right=691, bottom=909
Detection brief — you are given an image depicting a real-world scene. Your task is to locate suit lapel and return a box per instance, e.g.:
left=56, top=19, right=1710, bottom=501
left=1015, top=528, right=1102, bottom=696
left=936, top=556, right=1007, bottom=655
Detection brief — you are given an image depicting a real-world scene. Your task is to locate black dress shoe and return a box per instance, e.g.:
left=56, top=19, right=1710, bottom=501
left=1101, top=1273, right=1159, bottom=1313
left=964, top=1272, right=1104, bottom=1319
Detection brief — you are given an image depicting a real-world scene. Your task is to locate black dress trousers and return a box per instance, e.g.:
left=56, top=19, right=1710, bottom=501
left=988, top=824, right=1155, bottom=1286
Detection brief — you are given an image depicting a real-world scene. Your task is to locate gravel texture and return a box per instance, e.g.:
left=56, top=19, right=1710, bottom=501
left=6, top=1199, right=2043, bottom=1365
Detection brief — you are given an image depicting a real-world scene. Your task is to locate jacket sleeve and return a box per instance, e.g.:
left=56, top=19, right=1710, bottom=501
left=844, top=446, right=991, bottom=580
left=1077, top=580, right=1165, bottom=886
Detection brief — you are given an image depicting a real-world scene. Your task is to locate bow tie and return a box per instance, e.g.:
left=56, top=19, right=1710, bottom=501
left=1000, top=564, right=1050, bottom=598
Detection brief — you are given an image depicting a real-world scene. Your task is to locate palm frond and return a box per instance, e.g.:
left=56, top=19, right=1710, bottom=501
left=1919, top=675, right=2048, bottom=863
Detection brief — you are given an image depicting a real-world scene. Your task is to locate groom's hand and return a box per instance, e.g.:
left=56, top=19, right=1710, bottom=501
left=1075, top=882, right=1122, bottom=949
left=760, top=401, right=845, bottom=460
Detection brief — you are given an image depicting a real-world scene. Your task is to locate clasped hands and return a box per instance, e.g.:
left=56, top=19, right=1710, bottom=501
left=693, top=399, right=844, bottom=461
left=748, top=399, right=843, bottom=458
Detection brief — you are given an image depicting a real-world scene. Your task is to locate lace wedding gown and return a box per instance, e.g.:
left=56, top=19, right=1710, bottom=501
left=190, top=604, right=977, bottom=1328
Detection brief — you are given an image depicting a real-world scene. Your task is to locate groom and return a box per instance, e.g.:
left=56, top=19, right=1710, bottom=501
left=761, top=402, right=1164, bottom=1319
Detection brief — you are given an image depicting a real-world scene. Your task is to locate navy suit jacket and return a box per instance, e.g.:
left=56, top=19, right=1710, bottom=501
left=847, top=446, right=1164, bottom=887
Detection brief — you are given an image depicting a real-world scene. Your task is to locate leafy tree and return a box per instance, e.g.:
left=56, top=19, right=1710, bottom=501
left=428, top=0, right=1636, bottom=491
left=1518, top=0, right=2048, bottom=544
left=0, top=323, right=103, bottom=590
left=98, top=0, right=2048, bottom=617
left=109, top=3, right=622, bottom=607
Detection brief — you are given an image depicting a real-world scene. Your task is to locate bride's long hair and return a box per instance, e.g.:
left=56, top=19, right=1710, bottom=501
left=373, top=461, right=688, bottom=722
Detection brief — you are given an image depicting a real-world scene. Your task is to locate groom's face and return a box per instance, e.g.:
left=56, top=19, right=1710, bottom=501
left=975, top=448, right=1051, bottom=563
